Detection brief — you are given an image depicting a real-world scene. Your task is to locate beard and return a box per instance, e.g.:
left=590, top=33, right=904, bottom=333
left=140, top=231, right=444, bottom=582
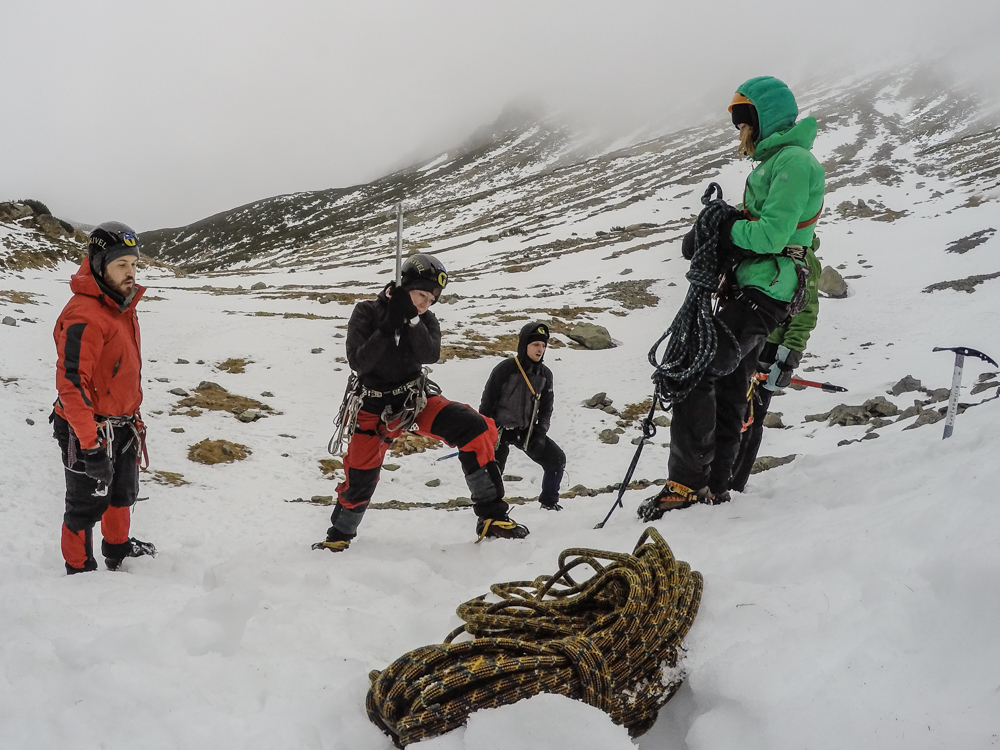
left=108, top=275, right=135, bottom=298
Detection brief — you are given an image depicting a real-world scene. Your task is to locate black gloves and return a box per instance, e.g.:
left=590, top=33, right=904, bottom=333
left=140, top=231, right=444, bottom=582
left=83, top=447, right=113, bottom=486
left=681, top=215, right=743, bottom=271
left=757, top=341, right=779, bottom=371
left=381, top=284, right=419, bottom=335
left=763, top=345, right=802, bottom=390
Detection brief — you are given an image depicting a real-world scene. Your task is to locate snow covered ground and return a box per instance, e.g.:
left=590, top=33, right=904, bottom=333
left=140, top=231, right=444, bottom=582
left=3, top=153, right=1000, bottom=748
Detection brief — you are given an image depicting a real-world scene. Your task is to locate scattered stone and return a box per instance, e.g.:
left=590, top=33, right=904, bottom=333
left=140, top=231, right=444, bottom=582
left=599, top=429, right=620, bottom=445
left=824, top=404, right=872, bottom=426
left=631, top=436, right=652, bottom=446
left=168, top=388, right=189, bottom=397
left=25, top=418, right=34, bottom=426
left=310, top=495, right=335, bottom=505
left=425, top=479, right=441, bottom=487
left=602, top=405, right=618, bottom=415
left=763, top=412, right=785, bottom=429
left=567, top=322, right=615, bottom=350
left=652, top=415, right=671, bottom=428
left=903, top=410, right=945, bottom=431
left=311, top=348, right=324, bottom=354
left=237, top=409, right=261, bottom=423
left=196, top=360, right=206, bottom=365
left=279, top=433, right=297, bottom=439
left=333, top=333, right=345, bottom=339
left=156, top=377, right=170, bottom=383
left=890, top=375, right=922, bottom=396
left=863, top=396, right=899, bottom=417
left=620, top=268, right=633, bottom=275
left=197, top=381, right=227, bottom=392
left=750, top=454, right=796, bottom=474
left=925, top=388, right=951, bottom=402
left=818, top=266, right=848, bottom=298
left=895, top=400, right=924, bottom=422
left=176, top=358, right=190, bottom=364
left=261, top=391, right=274, bottom=398
left=503, top=475, right=523, bottom=482
left=383, top=463, right=401, bottom=471
left=2, top=316, right=17, bottom=326
left=171, top=427, right=185, bottom=433
left=251, top=281, right=267, bottom=290
left=188, top=439, right=250, bottom=465
left=971, top=380, right=999, bottom=395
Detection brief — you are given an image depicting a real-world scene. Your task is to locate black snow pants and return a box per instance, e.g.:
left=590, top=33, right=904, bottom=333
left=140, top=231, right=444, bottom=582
left=495, top=429, right=566, bottom=507
left=729, top=381, right=776, bottom=493
left=667, top=288, right=788, bottom=493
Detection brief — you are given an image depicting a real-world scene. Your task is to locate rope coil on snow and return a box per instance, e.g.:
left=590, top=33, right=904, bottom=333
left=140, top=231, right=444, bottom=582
left=365, top=528, right=703, bottom=747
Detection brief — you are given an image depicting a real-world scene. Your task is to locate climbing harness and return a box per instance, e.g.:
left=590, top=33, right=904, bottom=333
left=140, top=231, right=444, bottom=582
left=597, top=183, right=741, bottom=528
left=328, top=368, right=441, bottom=455
left=86, top=414, right=148, bottom=496
left=366, top=528, right=703, bottom=748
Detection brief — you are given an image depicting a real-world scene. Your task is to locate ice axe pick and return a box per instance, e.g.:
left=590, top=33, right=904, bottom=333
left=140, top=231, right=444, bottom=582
left=932, top=346, right=998, bottom=439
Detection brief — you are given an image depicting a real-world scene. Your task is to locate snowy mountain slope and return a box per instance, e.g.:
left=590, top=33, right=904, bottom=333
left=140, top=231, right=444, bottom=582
left=2, top=65, right=1000, bottom=750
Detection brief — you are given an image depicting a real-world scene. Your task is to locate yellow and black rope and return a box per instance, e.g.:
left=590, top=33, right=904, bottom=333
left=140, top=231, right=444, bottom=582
left=366, top=527, right=703, bottom=747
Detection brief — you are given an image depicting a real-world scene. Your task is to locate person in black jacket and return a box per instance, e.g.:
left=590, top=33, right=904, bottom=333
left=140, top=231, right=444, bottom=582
left=480, top=322, right=566, bottom=510
left=315, top=253, right=529, bottom=551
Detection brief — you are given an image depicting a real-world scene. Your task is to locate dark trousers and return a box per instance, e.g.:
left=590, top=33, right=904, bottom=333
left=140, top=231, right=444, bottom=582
left=668, top=289, right=787, bottom=493
left=52, top=413, right=139, bottom=570
left=495, top=430, right=566, bottom=506
left=730, top=384, right=775, bottom=492
left=328, top=395, right=505, bottom=542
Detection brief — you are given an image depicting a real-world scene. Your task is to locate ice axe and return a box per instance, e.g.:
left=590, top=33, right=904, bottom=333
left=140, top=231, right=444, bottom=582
left=932, top=346, right=998, bottom=439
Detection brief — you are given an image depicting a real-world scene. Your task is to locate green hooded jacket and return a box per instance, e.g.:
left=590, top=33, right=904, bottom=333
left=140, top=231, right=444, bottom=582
left=729, top=76, right=826, bottom=302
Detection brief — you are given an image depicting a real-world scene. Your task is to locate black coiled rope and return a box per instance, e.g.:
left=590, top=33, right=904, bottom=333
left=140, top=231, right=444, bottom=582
left=595, top=183, right=742, bottom=529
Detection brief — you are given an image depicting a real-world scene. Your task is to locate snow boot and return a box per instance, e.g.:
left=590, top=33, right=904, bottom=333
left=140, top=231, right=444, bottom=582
left=476, top=516, right=530, bottom=541
left=104, top=537, right=157, bottom=571
left=312, top=539, right=351, bottom=553
left=708, top=489, right=732, bottom=505
left=636, top=481, right=706, bottom=521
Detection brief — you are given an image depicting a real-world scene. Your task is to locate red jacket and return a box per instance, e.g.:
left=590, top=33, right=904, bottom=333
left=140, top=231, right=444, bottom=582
left=53, top=260, right=145, bottom=450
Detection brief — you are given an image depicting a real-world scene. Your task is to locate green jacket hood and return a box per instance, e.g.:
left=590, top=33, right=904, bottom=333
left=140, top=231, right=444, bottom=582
left=737, top=76, right=798, bottom=141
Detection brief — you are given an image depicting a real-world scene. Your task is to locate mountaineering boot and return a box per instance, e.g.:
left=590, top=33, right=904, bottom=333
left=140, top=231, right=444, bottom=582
left=103, top=537, right=157, bottom=571
left=708, top=489, right=732, bottom=505
left=311, top=539, right=351, bottom=553
left=476, top=516, right=530, bottom=541
left=636, top=481, right=706, bottom=521
left=539, top=499, right=563, bottom=511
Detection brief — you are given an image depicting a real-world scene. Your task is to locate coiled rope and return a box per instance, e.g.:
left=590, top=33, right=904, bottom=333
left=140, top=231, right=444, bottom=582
left=366, top=528, right=703, bottom=747
left=647, top=182, right=743, bottom=410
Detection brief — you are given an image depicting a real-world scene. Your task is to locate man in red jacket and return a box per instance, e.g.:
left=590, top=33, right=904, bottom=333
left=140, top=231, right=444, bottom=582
left=52, top=221, right=155, bottom=575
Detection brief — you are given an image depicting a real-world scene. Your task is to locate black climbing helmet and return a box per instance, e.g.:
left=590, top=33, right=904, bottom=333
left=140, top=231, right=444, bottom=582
left=88, top=221, right=140, bottom=276
left=400, top=253, right=448, bottom=300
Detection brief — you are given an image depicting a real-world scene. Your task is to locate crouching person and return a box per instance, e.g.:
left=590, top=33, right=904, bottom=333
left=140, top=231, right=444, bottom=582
left=52, top=222, right=155, bottom=575
left=480, top=322, right=565, bottom=510
left=314, top=253, right=528, bottom=552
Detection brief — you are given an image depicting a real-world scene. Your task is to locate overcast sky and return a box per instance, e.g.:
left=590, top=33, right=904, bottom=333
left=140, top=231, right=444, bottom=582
left=3, top=1, right=999, bottom=230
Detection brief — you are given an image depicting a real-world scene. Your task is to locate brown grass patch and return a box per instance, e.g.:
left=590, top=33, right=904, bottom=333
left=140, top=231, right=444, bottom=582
left=149, top=470, right=190, bottom=486
left=0, top=290, right=38, bottom=305
left=319, top=458, right=343, bottom=477
left=619, top=398, right=654, bottom=425
left=390, top=433, right=444, bottom=457
left=188, top=439, right=250, bottom=465
left=173, top=383, right=268, bottom=417
left=217, top=358, right=252, bottom=374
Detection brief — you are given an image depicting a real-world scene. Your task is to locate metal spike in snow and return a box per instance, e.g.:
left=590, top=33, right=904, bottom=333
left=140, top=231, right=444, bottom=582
left=932, top=346, right=998, bottom=439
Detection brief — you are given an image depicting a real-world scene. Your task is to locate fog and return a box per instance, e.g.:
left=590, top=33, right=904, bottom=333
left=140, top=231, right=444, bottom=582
left=2, top=0, right=998, bottom=230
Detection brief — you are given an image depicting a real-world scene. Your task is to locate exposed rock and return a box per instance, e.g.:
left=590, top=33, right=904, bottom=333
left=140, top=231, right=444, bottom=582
left=890, top=375, right=922, bottom=396
left=926, top=388, right=951, bottom=402
left=25, top=418, right=34, bottom=426
left=425, top=479, right=441, bottom=487
left=971, top=380, right=999, bottom=395
left=631, top=436, right=652, bottom=446
left=279, top=433, right=297, bottom=439
left=171, top=427, right=185, bottom=433
left=750, top=454, right=796, bottom=474
left=599, top=429, right=620, bottom=445
left=923, top=271, right=1000, bottom=294
left=585, top=392, right=607, bottom=407
left=176, top=358, right=190, bottom=364
left=762, top=412, right=784, bottom=429
left=237, top=409, right=261, bottom=423
left=168, top=388, right=189, bottom=397
left=261, top=391, right=274, bottom=397
left=2, top=316, right=17, bottom=326
left=383, top=463, right=401, bottom=471
left=652, top=415, right=671, bottom=428
left=602, top=405, right=618, bottom=415
left=155, top=377, right=170, bottom=383
left=310, top=495, right=335, bottom=505
left=818, top=266, right=848, bottom=298
left=503, top=475, right=523, bottom=482
left=863, top=396, right=899, bottom=417
left=825, top=404, right=872, bottom=426
left=903, top=410, right=945, bottom=430
left=251, top=281, right=267, bottom=290
left=35, top=213, right=71, bottom=239
left=311, top=348, right=324, bottom=354
left=196, top=381, right=227, bottom=392
left=567, top=322, right=615, bottom=350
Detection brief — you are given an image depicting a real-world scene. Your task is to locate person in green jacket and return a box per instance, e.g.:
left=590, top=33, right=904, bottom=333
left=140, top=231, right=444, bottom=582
left=640, top=75, right=825, bottom=519
left=728, top=239, right=822, bottom=495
